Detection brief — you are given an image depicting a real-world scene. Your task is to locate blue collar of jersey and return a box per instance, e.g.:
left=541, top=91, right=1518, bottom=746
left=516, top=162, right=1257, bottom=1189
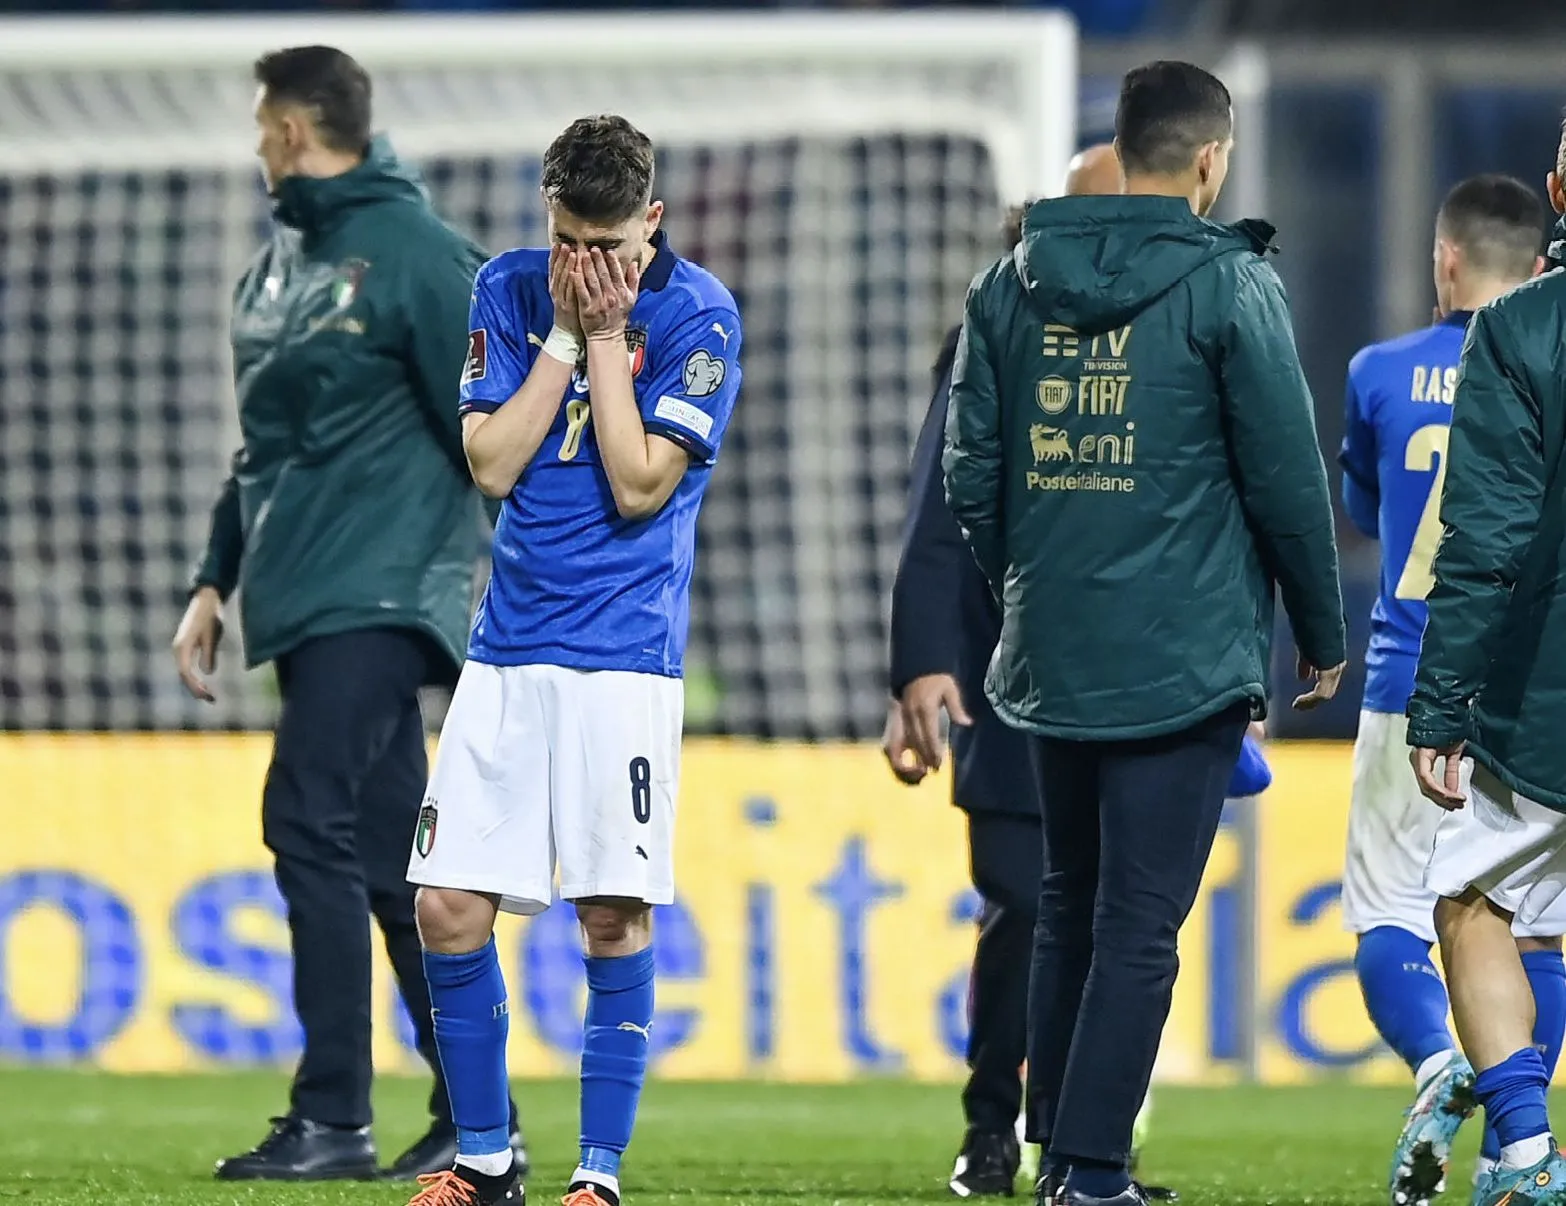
left=1440, top=309, right=1474, bottom=328
left=642, top=229, right=676, bottom=292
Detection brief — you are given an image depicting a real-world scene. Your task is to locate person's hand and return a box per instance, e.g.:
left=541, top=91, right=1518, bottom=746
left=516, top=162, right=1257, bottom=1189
left=1247, top=719, right=1267, bottom=743
left=173, top=586, right=224, bottom=702
left=572, top=247, right=641, bottom=340
left=1411, top=743, right=1467, bottom=810
left=881, top=699, right=929, bottom=786
left=1292, top=655, right=1345, bottom=710
left=900, top=672, right=973, bottom=774
left=548, top=244, right=583, bottom=340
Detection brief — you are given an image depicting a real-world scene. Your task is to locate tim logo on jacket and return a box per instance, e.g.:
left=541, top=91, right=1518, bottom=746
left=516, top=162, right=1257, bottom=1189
left=1027, top=321, right=1138, bottom=494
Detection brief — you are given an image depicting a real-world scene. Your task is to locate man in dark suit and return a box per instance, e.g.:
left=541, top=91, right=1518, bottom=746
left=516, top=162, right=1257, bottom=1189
left=883, top=146, right=1125, bottom=1198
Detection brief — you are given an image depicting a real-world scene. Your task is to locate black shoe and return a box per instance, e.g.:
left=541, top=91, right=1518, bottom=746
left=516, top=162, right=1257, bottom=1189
left=383, top=1123, right=530, bottom=1181
left=1035, top=1170, right=1065, bottom=1206
left=1061, top=1184, right=1149, bottom=1206
left=214, top=1116, right=378, bottom=1181
left=407, top=1164, right=525, bottom=1206
left=950, top=1130, right=1021, bottom=1197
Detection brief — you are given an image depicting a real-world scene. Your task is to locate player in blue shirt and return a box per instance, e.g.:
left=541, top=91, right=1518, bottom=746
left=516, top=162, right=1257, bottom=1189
left=1338, top=175, right=1561, bottom=1206
left=405, top=116, right=741, bottom=1206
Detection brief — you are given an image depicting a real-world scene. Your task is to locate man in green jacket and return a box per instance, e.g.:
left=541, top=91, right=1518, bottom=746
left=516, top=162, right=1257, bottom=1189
left=1407, top=121, right=1566, bottom=1206
left=169, top=45, right=522, bottom=1182
left=944, top=61, right=1345, bottom=1206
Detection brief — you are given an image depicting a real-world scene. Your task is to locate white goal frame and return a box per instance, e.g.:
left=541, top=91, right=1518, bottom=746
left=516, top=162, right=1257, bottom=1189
left=0, top=12, right=1076, bottom=202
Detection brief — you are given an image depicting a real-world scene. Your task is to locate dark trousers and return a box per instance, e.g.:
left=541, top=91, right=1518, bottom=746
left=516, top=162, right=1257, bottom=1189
left=1025, top=703, right=1248, bottom=1166
left=964, top=811, right=1042, bottom=1136
left=262, top=627, right=512, bottom=1131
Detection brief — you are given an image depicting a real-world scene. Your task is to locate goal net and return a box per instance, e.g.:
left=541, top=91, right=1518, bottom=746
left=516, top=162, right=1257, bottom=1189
left=0, top=12, right=1077, bottom=738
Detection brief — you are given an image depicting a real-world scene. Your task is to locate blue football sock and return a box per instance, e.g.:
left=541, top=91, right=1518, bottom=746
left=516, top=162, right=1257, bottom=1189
left=1474, top=1047, right=1552, bottom=1154
left=424, top=938, right=512, bottom=1159
left=1354, top=926, right=1455, bottom=1073
left=577, top=947, right=656, bottom=1183
left=1488, top=950, right=1566, bottom=1160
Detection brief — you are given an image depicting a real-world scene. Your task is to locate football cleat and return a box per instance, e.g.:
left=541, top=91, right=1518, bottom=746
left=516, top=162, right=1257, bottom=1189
left=1472, top=1145, right=1566, bottom=1206
left=406, top=1166, right=524, bottom=1206
left=1391, top=1053, right=1477, bottom=1206
left=563, top=1181, right=619, bottom=1206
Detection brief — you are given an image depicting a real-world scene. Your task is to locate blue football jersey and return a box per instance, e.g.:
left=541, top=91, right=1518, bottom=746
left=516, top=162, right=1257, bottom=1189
left=1339, top=311, right=1471, bottom=715
left=458, top=231, right=741, bottom=676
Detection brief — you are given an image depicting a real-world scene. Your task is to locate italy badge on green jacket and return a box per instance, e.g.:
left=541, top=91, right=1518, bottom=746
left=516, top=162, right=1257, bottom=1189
left=332, top=259, right=370, bottom=310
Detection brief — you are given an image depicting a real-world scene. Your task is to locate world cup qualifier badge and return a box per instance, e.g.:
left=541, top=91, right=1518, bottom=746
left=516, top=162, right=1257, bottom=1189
left=331, top=258, right=370, bottom=310
left=414, top=797, right=438, bottom=858
left=626, top=327, right=648, bottom=376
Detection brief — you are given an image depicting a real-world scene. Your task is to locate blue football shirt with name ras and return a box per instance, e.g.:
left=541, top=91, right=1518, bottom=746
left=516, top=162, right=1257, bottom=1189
left=1339, top=311, right=1471, bottom=715
left=458, top=230, right=741, bottom=676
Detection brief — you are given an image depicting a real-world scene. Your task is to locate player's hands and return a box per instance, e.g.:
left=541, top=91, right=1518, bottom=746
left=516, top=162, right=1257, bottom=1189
left=548, top=244, right=583, bottom=340
left=172, top=586, right=224, bottom=703
left=1411, top=743, right=1467, bottom=810
left=1292, top=655, right=1345, bottom=710
left=572, top=247, right=641, bottom=340
left=881, top=699, right=929, bottom=786
left=899, top=672, right=973, bottom=775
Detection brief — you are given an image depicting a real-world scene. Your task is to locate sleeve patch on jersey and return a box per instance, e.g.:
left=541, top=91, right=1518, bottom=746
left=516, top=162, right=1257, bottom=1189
left=462, top=329, right=487, bottom=383
left=654, top=395, right=715, bottom=441
left=681, top=349, right=726, bottom=398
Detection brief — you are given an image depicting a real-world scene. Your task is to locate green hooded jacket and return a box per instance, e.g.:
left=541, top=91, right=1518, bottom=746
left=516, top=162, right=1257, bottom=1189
left=1406, top=252, right=1566, bottom=810
left=193, top=137, right=486, bottom=674
left=943, top=195, right=1346, bottom=740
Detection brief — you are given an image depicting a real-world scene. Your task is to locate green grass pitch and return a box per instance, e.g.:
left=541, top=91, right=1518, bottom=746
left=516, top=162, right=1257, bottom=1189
left=0, top=1072, right=1513, bottom=1205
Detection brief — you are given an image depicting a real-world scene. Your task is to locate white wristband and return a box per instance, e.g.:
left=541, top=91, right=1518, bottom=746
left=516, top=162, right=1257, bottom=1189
left=542, top=325, right=584, bottom=365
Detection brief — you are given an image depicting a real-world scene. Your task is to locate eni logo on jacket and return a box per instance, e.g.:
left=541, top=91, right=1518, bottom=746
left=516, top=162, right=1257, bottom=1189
left=1027, top=321, right=1137, bottom=495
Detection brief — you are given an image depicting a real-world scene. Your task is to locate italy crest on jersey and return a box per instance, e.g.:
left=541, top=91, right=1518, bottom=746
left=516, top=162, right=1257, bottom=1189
left=415, top=797, right=438, bottom=857
left=626, top=327, right=647, bottom=376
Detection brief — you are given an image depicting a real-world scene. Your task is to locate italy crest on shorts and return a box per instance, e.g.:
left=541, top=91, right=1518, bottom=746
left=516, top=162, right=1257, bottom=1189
left=415, top=797, right=438, bottom=858
left=626, top=327, right=647, bottom=376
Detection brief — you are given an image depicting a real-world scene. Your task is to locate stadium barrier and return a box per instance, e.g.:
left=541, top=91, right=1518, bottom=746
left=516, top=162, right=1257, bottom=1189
left=2, top=736, right=1410, bottom=1083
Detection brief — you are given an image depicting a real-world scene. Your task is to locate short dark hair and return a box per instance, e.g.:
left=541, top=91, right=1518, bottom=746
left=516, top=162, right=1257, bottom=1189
left=1115, top=61, right=1232, bottom=177
left=254, top=46, right=372, bottom=156
left=541, top=115, right=656, bottom=224
left=1438, top=174, right=1548, bottom=280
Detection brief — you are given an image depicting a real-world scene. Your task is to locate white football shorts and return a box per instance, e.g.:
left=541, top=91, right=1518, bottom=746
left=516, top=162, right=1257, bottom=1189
left=1343, top=709, right=1566, bottom=941
left=407, top=661, right=683, bottom=916
left=1427, top=757, right=1566, bottom=935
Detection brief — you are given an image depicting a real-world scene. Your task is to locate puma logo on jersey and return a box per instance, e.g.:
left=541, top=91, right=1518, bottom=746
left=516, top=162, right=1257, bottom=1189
left=617, top=1021, right=652, bottom=1040
left=711, top=321, right=732, bottom=347
left=527, top=332, right=546, bottom=350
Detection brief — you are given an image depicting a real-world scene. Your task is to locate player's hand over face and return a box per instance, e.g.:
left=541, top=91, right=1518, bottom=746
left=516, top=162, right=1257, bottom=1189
left=899, top=673, right=974, bottom=775
left=1411, top=743, right=1467, bottom=810
left=881, top=699, right=929, bottom=786
left=548, top=245, right=583, bottom=339
left=1292, top=655, right=1346, bottom=711
left=572, top=247, right=641, bottom=340
left=172, top=585, right=224, bottom=703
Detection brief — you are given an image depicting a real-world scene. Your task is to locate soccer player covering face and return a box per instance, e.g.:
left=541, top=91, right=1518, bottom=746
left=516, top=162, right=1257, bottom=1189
left=405, top=115, right=742, bottom=1206
left=1338, top=175, right=1559, bottom=1206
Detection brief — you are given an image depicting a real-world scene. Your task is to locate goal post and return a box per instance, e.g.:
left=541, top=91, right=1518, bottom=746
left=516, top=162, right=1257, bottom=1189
left=0, top=12, right=1078, bottom=735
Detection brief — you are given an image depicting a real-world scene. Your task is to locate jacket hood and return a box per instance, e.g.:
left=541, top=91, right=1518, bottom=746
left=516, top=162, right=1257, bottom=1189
left=272, top=135, right=428, bottom=236
left=1015, top=195, right=1276, bottom=332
